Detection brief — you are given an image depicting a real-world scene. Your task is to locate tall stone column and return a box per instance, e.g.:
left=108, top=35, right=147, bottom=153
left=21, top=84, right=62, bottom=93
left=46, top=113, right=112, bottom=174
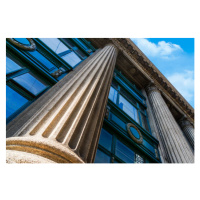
left=146, top=84, right=194, bottom=163
left=178, top=117, right=194, bottom=150
left=6, top=44, right=118, bottom=163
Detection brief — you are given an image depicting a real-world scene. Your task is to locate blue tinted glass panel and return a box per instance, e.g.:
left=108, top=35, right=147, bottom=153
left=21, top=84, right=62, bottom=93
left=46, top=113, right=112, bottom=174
left=39, top=38, right=69, bottom=54
left=29, top=50, right=56, bottom=70
left=94, top=149, right=110, bottom=163
left=141, top=113, right=150, bottom=132
left=61, top=52, right=81, bottom=68
left=13, top=72, right=48, bottom=95
left=130, top=127, right=140, bottom=139
left=119, top=79, right=144, bottom=103
left=110, top=113, right=126, bottom=130
left=6, top=54, right=23, bottom=74
left=14, top=38, right=30, bottom=45
left=6, top=85, right=28, bottom=118
left=74, top=39, right=88, bottom=50
left=99, top=129, right=112, bottom=151
left=108, top=86, right=117, bottom=104
left=143, top=139, right=155, bottom=154
left=115, top=139, right=134, bottom=163
left=119, top=95, right=139, bottom=123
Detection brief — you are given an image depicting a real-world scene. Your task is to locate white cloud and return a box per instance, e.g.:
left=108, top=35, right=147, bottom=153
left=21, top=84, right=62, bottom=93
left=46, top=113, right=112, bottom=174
left=131, top=38, right=183, bottom=58
left=167, top=70, right=194, bottom=104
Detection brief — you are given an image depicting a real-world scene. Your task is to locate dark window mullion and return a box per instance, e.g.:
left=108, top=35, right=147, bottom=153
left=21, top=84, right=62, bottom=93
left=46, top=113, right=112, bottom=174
left=58, top=50, right=72, bottom=57
left=6, top=81, right=34, bottom=101
left=6, top=68, right=29, bottom=81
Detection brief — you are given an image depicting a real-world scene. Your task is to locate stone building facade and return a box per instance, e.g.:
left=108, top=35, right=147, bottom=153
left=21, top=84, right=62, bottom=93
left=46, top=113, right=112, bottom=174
left=6, top=38, right=194, bottom=163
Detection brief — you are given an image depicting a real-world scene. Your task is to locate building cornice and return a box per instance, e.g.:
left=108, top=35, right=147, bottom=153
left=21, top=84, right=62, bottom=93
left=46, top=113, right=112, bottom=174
left=86, top=38, right=194, bottom=123
left=115, top=38, right=194, bottom=123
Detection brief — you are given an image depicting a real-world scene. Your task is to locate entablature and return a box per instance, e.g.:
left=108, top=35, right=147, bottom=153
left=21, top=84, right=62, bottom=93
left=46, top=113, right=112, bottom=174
left=87, top=38, right=194, bottom=124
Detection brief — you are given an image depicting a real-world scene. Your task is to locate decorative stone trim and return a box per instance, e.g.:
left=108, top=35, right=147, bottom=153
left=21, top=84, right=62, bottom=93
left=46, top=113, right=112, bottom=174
left=145, top=84, right=160, bottom=95
left=105, top=106, right=110, bottom=119
left=179, top=117, right=193, bottom=129
left=127, top=123, right=143, bottom=144
left=116, top=38, right=194, bottom=120
left=7, top=38, right=36, bottom=51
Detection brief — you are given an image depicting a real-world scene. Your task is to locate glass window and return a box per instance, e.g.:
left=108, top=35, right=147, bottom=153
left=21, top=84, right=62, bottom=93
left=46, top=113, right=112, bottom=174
left=108, top=86, right=118, bottom=104
left=62, top=39, right=76, bottom=48
left=39, top=38, right=69, bottom=54
left=13, top=72, right=48, bottom=95
left=115, top=139, right=135, bottom=163
left=6, top=53, right=23, bottom=74
left=119, top=95, right=139, bottom=123
left=74, top=49, right=86, bottom=59
left=14, top=38, right=30, bottom=45
left=94, top=149, right=110, bottom=163
left=120, top=87, right=137, bottom=106
left=6, top=85, right=28, bottom=119
left=61, top=52, right=81, bottom=68
left=99, top=129, right=112, bottom=151
left=143, top=139, right=155, bottom=154
left=140, top=113, right=149, bottom=132
left=28, top=50, right=56, bottom=71
left=135, top=154, right=144, bottom=163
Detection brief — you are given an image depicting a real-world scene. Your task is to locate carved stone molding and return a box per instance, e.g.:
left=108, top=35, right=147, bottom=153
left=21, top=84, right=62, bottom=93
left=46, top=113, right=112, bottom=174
left=127, top=123, right=143, bottom=144
left=88, top=38, right=194, bottom=122
left=7, top=38, right=36, bottom=51
left=145, top=84, right=160, bottom=95
left=116, top=38, right=194, bottom=121
left=179, top=117, right=193, bottom=129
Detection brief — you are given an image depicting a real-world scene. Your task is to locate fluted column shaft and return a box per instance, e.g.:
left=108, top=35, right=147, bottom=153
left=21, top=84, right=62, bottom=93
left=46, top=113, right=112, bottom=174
left=179, top=118, right=194, bottom=150
left=6, top=44, right=118, bottom=163
left=142, top=89, right=168, bottom=163
left=146, top=85, right=194, bottom=163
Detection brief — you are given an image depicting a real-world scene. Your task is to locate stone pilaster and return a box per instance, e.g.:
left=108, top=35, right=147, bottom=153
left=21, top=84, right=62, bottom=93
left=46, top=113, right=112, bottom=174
left=6, top=44, right=118, bottom=163
left=146, top=84, right=194, bottom=163
left=178, top=117, right=194, bottom=150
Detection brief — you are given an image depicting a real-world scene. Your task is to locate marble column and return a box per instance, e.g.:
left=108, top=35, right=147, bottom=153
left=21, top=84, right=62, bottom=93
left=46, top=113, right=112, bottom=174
left=6, top=44, right=118, bottom=163
left=146, top=84, right=194, bottom=163
left=179, top=117, right=194, bottom=150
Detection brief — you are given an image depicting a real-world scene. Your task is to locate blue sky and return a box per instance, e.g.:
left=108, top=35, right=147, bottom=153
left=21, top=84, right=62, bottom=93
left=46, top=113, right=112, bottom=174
left=131, top=38, right=194, bottom=108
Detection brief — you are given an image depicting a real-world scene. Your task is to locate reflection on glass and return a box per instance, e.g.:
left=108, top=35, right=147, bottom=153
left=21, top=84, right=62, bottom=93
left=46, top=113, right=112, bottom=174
left=115, top=139, right=134, bottom=163
left=120, top=87, right=137, bottom=106
left=29, top=50, right=56, bottom=70
left=6, top=54, right=22, bottom=74
left=75, top=49, right=86, bottom=58
left=94, top=149, right=110, bottom=163
left=14, top=38, right=30, bottom=45
left=108, top=86, right=117, bottom=104
left=143, top=139, right=155, bottom=153
left=135, top=154, right=144, bottom=163
left=39, top=38, right=69, bottom=54
left=119, top=95, right=139, bottom=123
left=61, top=52, right=81, bottom=67
left=6, top=85, right=28, bottom=118
left=99, top=129, right=112, bottom=151
left=62, top=39, right=76, bottom=48
left=13, top=72, right=48, bottom=95
left=141, top=113, right=149, bottom=132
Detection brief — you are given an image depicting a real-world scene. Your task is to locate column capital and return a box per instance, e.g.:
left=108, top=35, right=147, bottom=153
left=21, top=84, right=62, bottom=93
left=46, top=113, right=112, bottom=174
left=105, top=43, right=119, bottom=53
left=145, top=83, right=160, bottom=95
left=178, top=116, right=193, bottom=129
